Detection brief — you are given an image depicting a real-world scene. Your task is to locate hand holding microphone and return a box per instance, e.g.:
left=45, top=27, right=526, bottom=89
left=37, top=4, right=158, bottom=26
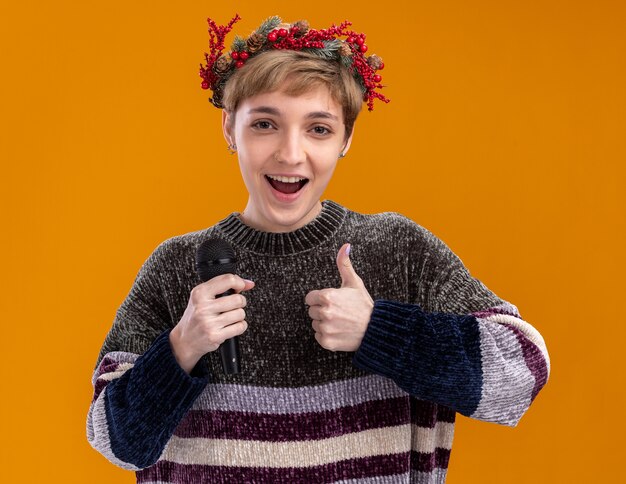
left=169, top=239, right=254, bottom=375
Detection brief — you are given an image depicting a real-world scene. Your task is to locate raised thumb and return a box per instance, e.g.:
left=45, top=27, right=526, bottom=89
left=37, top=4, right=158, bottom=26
left=336, top=243, right=362, bottom=288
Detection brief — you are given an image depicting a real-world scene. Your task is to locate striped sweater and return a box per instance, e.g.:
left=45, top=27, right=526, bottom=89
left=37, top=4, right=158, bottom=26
left=87, top=199, right=550, bottom=483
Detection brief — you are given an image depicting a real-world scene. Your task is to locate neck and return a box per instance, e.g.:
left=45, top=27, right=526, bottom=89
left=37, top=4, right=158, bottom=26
left=238, top=200, right=323, bottom=233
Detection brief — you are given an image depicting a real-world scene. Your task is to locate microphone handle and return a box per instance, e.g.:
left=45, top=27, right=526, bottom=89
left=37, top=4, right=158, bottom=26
left=216, top=288, right=241, bottom=374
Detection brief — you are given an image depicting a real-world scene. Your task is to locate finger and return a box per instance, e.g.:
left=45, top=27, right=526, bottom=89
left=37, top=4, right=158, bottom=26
left=308, top=305, right=322, bottom=320
left=210, top=292, right=248, bottom=313
left=306, top=288, right=335, bottom=307
left=305, top=289, right=322, bottom=306
left=314, top=331, right=335, bottom=351
left=311, top=319, right=321, bottom=333
left=213, top=307, right=247, bottom=328
left=314, top=330, right=323, bottom=346
left=336, top=243, right=363, bottom=289
left=217, top=320, right=248, bottom=342
left=206, top=273, right=252, bottom=298
left=238, top=279, right=255, bottom=293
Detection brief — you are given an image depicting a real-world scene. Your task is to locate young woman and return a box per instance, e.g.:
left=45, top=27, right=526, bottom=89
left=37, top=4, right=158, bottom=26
left=87, top=15, right=550, bottom=483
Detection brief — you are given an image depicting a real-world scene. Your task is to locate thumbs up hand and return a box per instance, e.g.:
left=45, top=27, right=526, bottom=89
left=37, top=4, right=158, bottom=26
left=305, top=243, right=374, bottom=352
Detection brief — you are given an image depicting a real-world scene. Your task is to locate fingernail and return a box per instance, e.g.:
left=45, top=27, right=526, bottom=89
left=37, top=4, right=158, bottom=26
left=346, top=244, right=351, bottom=256
left=244, top=279, right=254, bottom=284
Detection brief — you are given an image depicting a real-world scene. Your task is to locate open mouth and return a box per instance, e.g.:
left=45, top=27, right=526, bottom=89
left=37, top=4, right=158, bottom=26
left=265, top=175, right=309, bottom=194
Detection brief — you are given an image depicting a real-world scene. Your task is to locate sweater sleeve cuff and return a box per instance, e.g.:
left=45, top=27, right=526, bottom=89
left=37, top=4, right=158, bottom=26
left=128, top=329, right=210, bottom=410
left=104, top=329, right=210, bottom=469
left=352, top=299, right=424, bottom=379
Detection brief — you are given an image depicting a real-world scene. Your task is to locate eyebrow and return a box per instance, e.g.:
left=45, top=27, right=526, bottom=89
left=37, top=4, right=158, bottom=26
left=247, top=106, right=339, bottom=121
left=247, top=106, right=281, bottom=117
left=307, top=111, right=339, bottom=121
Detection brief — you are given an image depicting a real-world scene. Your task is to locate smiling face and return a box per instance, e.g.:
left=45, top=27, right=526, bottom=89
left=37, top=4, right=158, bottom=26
left=222, top=84, right=354, bottom=233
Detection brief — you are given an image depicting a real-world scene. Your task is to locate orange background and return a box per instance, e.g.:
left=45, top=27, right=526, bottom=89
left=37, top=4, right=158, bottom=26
left=1, top=0, right=624, bottom=482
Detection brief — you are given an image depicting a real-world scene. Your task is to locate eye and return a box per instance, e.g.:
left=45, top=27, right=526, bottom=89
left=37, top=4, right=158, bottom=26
left=251, top=120, right=274, bottom=130
left=312, top=126, right=332, bottom=135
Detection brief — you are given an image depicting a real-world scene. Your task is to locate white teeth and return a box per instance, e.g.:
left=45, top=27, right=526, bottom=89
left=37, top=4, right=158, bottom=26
left=267, top=175, right=307, bottom=183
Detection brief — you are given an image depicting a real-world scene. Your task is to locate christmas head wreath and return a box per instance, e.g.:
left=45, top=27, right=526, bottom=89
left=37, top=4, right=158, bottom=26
left=199, top=14, right=389, bottom=111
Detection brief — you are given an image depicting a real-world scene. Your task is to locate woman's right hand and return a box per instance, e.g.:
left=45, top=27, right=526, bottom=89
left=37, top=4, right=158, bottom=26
left=169, top=274, right=255, bottom=374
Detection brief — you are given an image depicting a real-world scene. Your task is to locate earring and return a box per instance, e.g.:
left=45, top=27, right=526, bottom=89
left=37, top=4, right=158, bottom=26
left=227, top=143, right=237, bottom=155
left=338, top=152, right=345, bottom=159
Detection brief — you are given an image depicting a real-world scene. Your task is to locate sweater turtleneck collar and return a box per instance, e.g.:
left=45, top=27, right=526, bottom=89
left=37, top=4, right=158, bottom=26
left=216, top=199, right=348, bottom=256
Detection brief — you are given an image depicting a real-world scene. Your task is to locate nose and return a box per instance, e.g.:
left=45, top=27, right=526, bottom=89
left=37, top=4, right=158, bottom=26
left=275, top=130, right=306, bottom=165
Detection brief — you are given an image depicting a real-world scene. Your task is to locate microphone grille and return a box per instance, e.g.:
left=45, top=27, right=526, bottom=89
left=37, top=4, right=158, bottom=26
left=195, top=238, right=237, bottom=281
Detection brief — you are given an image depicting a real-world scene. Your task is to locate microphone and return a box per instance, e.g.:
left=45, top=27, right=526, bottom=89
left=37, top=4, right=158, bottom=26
left=195, top=238, right=241, bottom=375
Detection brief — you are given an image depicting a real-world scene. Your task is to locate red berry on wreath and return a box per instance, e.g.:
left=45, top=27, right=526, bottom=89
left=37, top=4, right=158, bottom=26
left=239, top=51, right=249, bottom=60
left=268, top=31, right=278, bottom=42
left=360, top=44, right=368, bottom=53
left=374, top=74, right=382, bottom=82
left=201, top=81, right=209, bottom=89
left=235, top=60, right=245, bottom=68
left=231, top=51, right=240, bottom=60
left=278, top=28, right=288, bottom=37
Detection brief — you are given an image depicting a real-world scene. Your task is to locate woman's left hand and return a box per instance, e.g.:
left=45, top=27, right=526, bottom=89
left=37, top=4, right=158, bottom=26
left=305, top=243, right=374, bottom=352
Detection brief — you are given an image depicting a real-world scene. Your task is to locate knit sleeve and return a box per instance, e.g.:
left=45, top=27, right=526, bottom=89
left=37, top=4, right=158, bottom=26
left=353, top=225, right=550, bottom=427
left=86, top=241, right=209, bottom=470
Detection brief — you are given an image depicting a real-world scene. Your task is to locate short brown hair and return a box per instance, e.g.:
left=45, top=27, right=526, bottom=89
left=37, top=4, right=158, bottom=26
left=222, top=49, right=363, bottom=142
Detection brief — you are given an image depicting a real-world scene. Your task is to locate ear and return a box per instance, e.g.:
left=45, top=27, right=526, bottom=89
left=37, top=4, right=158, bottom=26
left=222, top=109, right=235, bottom=146
left=341, top=125, right=356, bottom=156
